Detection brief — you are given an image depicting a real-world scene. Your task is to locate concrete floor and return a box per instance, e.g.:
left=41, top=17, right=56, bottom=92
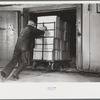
left=0, top=67, right=100, bottom=82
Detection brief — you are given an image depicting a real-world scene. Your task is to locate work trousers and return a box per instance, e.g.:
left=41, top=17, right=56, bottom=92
left=1, top=47, right=30, bottom=78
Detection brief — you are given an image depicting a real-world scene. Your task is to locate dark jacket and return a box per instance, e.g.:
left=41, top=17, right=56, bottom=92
left=15, top=25, right=44, bottom=51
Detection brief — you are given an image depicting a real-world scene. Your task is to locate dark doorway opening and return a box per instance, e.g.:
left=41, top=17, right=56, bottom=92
left=29, top=9, right=76, bottom=67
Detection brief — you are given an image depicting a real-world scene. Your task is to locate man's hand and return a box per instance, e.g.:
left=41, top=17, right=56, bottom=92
left=38, top=26, right=47, bottom=32
left=43, top=26, right=47, bottom=31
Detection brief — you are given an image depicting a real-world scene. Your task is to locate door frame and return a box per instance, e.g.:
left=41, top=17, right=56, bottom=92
left=76, top=4, right=83, bottom=70
left=23, top=4, right=82, bottom=68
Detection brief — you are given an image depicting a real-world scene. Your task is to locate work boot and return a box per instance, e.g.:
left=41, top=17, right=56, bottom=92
left=1, top=71, right=7, bottom=82
left=1, top=76, right=6, bottom=82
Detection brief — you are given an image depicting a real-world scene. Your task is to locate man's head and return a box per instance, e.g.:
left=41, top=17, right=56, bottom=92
left=27, top=20, right=36, bottom=27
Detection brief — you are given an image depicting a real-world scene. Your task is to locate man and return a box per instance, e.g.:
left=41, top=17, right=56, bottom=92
left=1, top=20, right=47, bottom=80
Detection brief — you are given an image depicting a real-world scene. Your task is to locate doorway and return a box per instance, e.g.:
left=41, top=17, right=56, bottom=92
left=29, top=9, right=76, bottom=68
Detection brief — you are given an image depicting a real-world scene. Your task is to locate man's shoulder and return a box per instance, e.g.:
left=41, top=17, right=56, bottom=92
left=24, top=25, right=34, bottom=31
left=26, top=25, right=34, bottom=29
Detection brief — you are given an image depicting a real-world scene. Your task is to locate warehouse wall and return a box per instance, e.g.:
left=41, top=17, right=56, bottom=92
left=0, top=12, right=18, bottom=61
left=81, top=4, right=100, bottom=73
left=89, top=4, right=100, bottom=72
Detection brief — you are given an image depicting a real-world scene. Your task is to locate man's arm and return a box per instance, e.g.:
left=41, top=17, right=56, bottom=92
left=34, top=26, right=47, bottom=38
left=34, top=28, right=44, bottom=38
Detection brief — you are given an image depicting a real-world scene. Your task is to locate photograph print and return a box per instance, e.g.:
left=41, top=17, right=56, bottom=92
left=0, top=2, right=100, bottom=83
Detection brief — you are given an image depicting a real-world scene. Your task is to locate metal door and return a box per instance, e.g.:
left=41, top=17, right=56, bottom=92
left=89, top=4, right=100, bottom=72
left=0, top=12, right=18, bottom=66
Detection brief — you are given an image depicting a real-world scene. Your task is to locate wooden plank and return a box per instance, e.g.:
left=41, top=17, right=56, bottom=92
left=28, top=4, right=76, bottom=13
left=82, top=4, right=90, bottom=71
left=76, top=4, right=82, bottom=71
left=0, top=6, right=22, bottom=11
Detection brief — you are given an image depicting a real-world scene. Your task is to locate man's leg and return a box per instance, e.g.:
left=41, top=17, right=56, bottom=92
left=1, top=48, right=20, bottom=78
left=12, top=51, right=29, bottom=79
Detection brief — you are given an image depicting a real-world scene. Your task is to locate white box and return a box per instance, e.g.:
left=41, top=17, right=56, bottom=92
left=60, top=40, right=62, bottom=50
left=54, top=50, right=60, bottom=60
left=60, top=40, right=66, bottom=51
left=35, top=38, right=43, bottom=44
left=62, top=52, right=65, bottom=60
left=38, top=23, right=55, bottom=30
left=54, top=39, right=60, bottom=50
left=63, top=41, right=66, bottom=51
left=37, top=23, right=43, bottom=30
left=44, top=30, right=54, bottom=37
left=43, top=52, right=53, bottom=60
left=33, top=52, right=42, bottom=60
left=61, top=31, right=64, bottom=40
left=60, top=20, right=64, bottom=30
left=55, top=50, right=58, bottom=60
left=63, top=21, right=67, bottom=31
left=60, top=51, right=62, bottom=60
left=66, top=42, right=69, bottom=51
left=58, top=50, right=60, bottom=60
left=34, top=45, right=42, bottom=51
left=44, top=38, right=54, bottom=44
left=44, top=23, right=55, bottom=29
left=38, top=16, right=60, bottom=28
left=64, top=31, right=67, bottom=41
left=34, top=45, right=54, bottom=51
left=43, top=48, right=53, bottom=51
left=55, top=28, right=61, bottom=39
left=35, top=45, right=42, bottom=49
left=43, top=45, right=53, bottom=49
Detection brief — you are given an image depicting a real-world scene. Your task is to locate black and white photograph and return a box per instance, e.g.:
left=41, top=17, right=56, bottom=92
left=0, top=1, right=100, bottom=83
left=0, top=1, right=100, bottom=99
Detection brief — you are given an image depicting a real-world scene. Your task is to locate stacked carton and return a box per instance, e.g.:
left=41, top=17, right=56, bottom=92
left=34, top=15, right=70, bottom=61
left=33, top=51, right=42, bottom=60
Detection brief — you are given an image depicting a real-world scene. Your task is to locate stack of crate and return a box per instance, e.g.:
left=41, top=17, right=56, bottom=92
left=33, top=15, right=69, bottom=61
left=60, top=20, right=68, bottom=60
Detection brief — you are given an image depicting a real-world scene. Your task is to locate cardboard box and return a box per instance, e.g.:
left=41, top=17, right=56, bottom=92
left=44, top=30, right=54, bottom=37
left=60, top=40, right=66, bottom=51
left=43, top=45, right=53, bottom=49
left=63, top=41, right=66, bottom=51
left=43, top=48, right=53, bottom=51
left=55, top=28, right=61, bottom=39
left=44, top=38, right=54, bottom=44
left=63, top=21, right=67, bottom=31
left=54, top=50, right=60, bottom=60
left=64, top=31, right=67, bottom=41
left=60, top=50, right=62, bottom=60
left=33, top=51, right=42, bottom=60
left=43, top=51, right=53, bottom=60
left=38, top=16, right=60, bottom=28
left=35, top=38, right=43, bottom=44
left=66, top=42, right=69, bottom=51
left=44, top=23, right=55, bottom=30
left=54, top=39, right=60, bottom=50
left=34, top=45, right=42, bottom=51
